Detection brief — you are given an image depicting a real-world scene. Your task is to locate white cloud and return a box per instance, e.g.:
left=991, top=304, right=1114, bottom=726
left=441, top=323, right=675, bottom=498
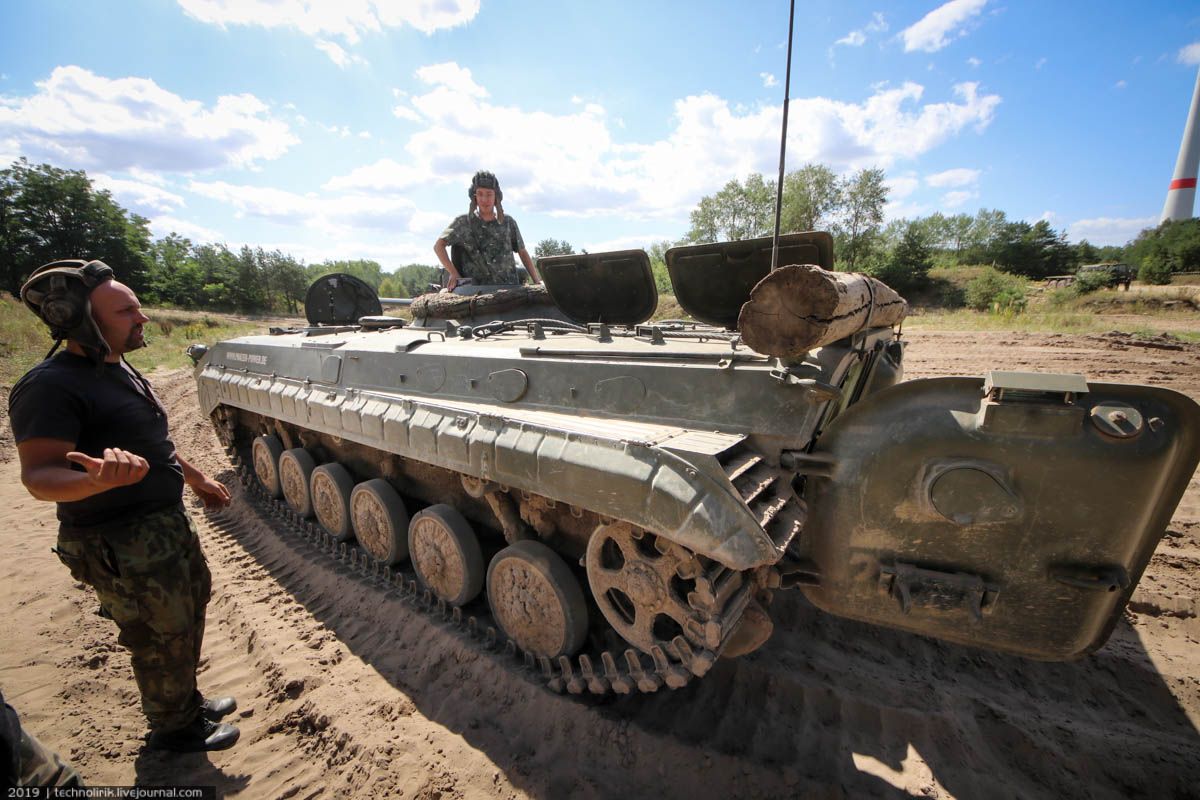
left=93, top=173, right=186, bottom=213
left=188, top=180, right=319, bottom=224
left=323, top=158, right=428, bottom=193
left=887, top=174, right=920, bottom=199
left=176, top=0, right=480, bottom=41
left=414, top=62, right=487, bottom=97
left=315, top=39, right=366, bottom=68
left=1114, top=79, right=1127, bottom=90
left=1180, top=42, right=1200, bottom=65
left=409, top=209, right=451, bottom=238
left=1035, top=57, right=1047, bottom=70
left=940, top=189, right=975, bottom=208
left=761, top=73, right=778, bottom=88
left=157, top=67, right=1003, bottom=257
left=148, top=214, right=223, bottom=242
left=1067, top=216, right=1156, bottom=246
left=0, top=66, right=297, bottom=172
left=0, top=136, right=21, bottom=166
left=393, top=105, right=422, bottom=122
left=901, top=0, right=987, bottom=53
left=585, top=233, right=678, bottom=253
left=966, top=56, right=981, bottom=68
left=374, top=72, right=1000, bottom=221
left=836, top=12, right=888, bottom=48
left=128, top=167, right=168, bottom=186
left=188, top=179, right=420, bottom=233
left=925, top=167, right=979, bottom=188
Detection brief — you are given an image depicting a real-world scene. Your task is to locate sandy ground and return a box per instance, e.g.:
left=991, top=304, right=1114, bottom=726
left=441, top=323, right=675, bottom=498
left=1, top=328, right=1198, bottom=800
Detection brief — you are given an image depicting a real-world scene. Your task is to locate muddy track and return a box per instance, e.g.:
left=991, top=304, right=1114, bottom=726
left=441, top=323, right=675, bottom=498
left=1, top=328, right=1198, bottom=799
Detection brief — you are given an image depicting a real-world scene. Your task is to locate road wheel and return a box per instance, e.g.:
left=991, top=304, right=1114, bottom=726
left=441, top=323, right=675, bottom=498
left=279, top=448, right=316, bottom=517
left=251, top=435, right=284, bottom=498
left=310, top=463, right=355, bottom=541
left=351, top=479, right=409, bottom=565
left=487, top=540, right=588, bottom=659
left=408, top=504, right=484, bottom=606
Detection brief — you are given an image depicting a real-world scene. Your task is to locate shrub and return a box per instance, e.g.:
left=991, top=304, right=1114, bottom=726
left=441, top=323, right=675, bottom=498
left=1139, top=260, right=1173, bottom=285
left=1071, top=269, right=1112, bottom=295
left=964, top=267, right=1028, bottom=313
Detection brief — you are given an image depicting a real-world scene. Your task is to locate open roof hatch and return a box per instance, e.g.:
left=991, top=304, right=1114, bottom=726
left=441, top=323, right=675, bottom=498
left=665, top=232, right=835, bottom=329
left=539, top=249, right=658, bottom=326
left=305, top=273, right=383, bottom=325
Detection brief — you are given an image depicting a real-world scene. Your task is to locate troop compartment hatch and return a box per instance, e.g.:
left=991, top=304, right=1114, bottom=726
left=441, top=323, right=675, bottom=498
left=538, top=249, right=657, bottom=326
left=665, top=232, right=835, bottom=329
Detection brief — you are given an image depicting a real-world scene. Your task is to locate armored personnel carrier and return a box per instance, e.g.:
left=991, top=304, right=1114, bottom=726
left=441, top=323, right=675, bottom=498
left=189, top=232, right=1200, bottom=695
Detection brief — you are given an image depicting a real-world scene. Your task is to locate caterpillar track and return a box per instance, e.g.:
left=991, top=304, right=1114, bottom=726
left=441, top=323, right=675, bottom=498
left=228, top=445, right=751, bottom=696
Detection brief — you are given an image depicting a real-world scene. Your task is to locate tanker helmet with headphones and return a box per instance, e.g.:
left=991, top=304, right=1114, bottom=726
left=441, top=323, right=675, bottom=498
left=468, top=170, right=503, bottom=203
left=20, top=259, right=115, bottom=362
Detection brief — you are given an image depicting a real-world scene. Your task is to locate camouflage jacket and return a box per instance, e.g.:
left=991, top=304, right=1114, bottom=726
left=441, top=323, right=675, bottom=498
left=440, top=213, right=526, bottom=284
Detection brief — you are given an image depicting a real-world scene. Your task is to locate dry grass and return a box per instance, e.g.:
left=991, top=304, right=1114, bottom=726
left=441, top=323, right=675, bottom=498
left=0, top=294, right=268, bottom=386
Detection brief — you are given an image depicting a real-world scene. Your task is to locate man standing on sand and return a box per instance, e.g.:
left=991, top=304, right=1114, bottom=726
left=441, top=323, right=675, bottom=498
left=8, top=259, right=240, bottom=753
left=433, top=170, right=541, bottom=290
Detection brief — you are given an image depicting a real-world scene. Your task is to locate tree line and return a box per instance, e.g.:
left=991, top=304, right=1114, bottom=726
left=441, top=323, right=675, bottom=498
left=3, top=157, right=1197, bottom=315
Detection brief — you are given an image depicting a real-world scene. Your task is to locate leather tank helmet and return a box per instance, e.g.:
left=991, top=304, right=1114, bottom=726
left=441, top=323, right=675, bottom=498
left=20, top=259, right=115, bottom=363
left=468, top=170, right=504, bottom=219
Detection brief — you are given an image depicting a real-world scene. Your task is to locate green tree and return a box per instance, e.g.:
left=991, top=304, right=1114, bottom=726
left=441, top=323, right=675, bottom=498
left=944, top=213, right=975, bottom=260
left=145, top=233, right=200, bottom=306
left=686, top=174, right=776, bottom=243
left=534, top=238, right=574, bottom=257
left=986, top=219, right=1073, bottom=279
left=262, top=249, right=309, bottom=313
left=193, top=243, right=241, bottom=309
left=310, top=259, right=384, bottom=288
left=391, top=264, right=442, bottom=297
left=780, top=164, right=840, bottom=233
left=865, top=220, right=933, bottom=293
left=1074, top=239, right=1100, bottom=266
left=961, top=208, right=1008, bottom=263
left=834, top=167, right=888, bottom=271
left=0, top=158, right=152, bottom=295
left=647, top=240, right=677, bottom=294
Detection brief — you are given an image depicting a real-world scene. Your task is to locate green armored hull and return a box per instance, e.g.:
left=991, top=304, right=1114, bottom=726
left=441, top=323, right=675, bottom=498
left=192, top=233, right=1200, bottom=693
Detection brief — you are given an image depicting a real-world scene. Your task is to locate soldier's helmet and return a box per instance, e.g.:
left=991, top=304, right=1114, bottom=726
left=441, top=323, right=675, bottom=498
left=469, top=171, right=503, bottom=203
left=19, top=259, right=115, bottom=362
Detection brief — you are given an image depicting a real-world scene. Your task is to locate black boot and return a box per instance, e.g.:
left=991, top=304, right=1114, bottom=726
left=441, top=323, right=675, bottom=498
left=148, top=717, right=240, bottom=752
left=202, top=696, right=237, bottom=721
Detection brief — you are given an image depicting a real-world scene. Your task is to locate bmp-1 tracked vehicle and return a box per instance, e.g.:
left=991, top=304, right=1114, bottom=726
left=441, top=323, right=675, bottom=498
left=190, top=233, right=1200, bottom=695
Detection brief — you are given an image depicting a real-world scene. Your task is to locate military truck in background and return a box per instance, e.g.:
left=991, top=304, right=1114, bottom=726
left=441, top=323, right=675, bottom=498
left=1045, top=262, right=1134, bottom=290
left=189, top=232, right=1200, bottom=695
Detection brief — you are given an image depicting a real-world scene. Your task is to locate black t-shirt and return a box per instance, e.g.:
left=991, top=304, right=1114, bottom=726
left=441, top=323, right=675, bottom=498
left=9, top=352, right=185, bottom=527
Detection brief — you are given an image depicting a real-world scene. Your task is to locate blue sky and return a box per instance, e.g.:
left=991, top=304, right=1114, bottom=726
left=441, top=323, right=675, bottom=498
left=1, top=0, right=1199, bottom=269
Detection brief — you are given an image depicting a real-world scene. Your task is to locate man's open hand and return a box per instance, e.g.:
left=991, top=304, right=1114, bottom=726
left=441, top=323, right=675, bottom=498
left=188, top=475, right=232, bottom=509
left=66, top=448, right=149, bottom=489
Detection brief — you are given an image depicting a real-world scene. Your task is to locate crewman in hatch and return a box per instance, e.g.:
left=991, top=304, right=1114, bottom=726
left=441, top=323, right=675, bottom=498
left=434, top=170, right=541, bottom=290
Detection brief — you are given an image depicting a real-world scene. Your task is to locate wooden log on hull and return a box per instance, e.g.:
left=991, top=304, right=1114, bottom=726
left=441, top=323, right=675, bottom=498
left=411, top=284, right=554, bottom=319
left=737, top=264, right=907, bottom=358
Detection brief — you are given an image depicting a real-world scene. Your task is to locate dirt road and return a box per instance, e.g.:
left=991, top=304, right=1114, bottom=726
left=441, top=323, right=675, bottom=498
left=1, top=329, right=1197, bottom=799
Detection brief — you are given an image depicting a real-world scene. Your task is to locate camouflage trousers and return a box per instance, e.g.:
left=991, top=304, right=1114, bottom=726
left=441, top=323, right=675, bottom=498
left=17, top=726, right=84, bottom=787
left=55, top=505, right=212, bottom=734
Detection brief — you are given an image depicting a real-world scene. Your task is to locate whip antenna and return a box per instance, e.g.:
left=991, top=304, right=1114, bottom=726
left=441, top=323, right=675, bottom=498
left=771, top=0, right=797, bottom=270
